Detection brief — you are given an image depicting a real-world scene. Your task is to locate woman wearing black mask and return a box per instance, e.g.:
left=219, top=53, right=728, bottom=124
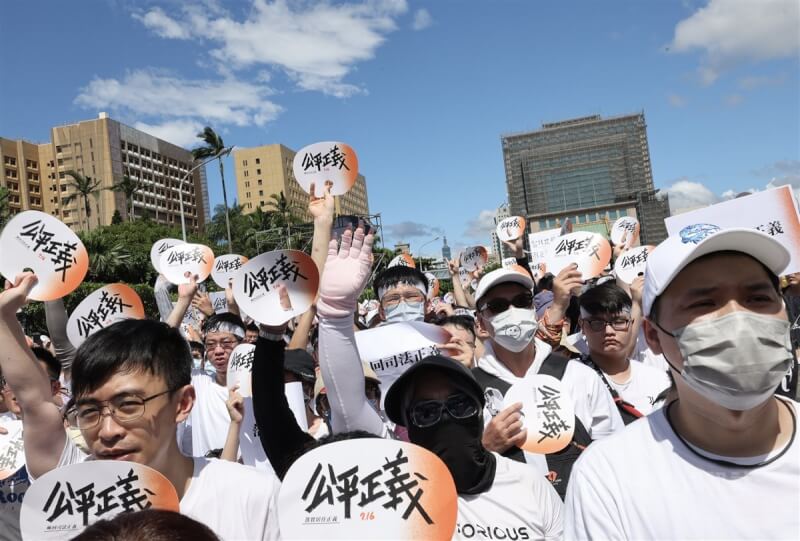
left=385, top=355, right=563, bottom=541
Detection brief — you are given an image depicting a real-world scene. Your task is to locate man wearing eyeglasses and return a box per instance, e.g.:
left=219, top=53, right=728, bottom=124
left=0, top=273, right=280, bottom=540
left=472, top=268, right=623, bottom=497
left=179, top=310, right=247, bottom=458
left=578, top=282, right=670, bottom=424
left=384, top=354, right=563, bottom=540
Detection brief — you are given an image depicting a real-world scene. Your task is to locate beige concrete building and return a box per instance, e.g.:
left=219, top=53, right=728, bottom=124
left=1, top=113, right=209, bottom=232
left=234, top=143, right=370, bottom=222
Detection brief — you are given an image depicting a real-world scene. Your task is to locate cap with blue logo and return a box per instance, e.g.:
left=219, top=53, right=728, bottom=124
left=642, top=224, right=791, bottom=317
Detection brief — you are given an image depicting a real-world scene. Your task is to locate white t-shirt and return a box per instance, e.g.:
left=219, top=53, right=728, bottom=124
left=180, top=369, right=230, bottom=457
left=0, top=467, right=28, bottom=541
left=565, top=398, right=800, bottom=540
left=456, top=454, right=563, bottom=541
left=605, top=361, right=671, bottom=416
left=53, top=437, right=281, bottom=540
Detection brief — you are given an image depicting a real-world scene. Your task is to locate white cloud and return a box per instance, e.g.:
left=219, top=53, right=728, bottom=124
left=668, top=93, right=687, bottom=108
left=75, top=69, right=283, bottom=127
left=671, top=0, right=799, bottom=85
left=386, top=221, right=443, bottom=239
left=132, top=7, right=191, bottom=39
left=134, top=0, right=409, bottom=97
left=738, top=72, right=788, bottom=90
left=132, top=119, right=204, bottom=147
left=664, top=179, right=721, bottom=214
left=724, top=94, right=744, bottom=106
left=412, top=8, right=432, bottom=30
left=463, top=209, right=497, bottom=241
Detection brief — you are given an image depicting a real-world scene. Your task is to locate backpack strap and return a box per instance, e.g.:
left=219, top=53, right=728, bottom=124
left=579, top=354, right=645, bottom=425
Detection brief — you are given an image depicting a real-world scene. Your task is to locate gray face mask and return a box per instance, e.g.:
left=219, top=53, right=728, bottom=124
left=384, top=301, right=425, bottom=324
left=657, top=311, right=792, bottom=411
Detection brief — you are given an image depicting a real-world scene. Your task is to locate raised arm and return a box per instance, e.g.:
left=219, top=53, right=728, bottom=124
left=153, top=274, right=175, bottom=322
left=317, top=227, right=386, bottom=437
left=166, top=273, right=197, bottom=329
left=0, top=274, right=66, bottom=478
left=43, top=298, right=77, bottom=378
left=447, top=258, right=471, bottom=308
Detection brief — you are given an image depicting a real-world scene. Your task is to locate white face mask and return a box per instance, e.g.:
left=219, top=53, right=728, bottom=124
left=657, top=311, right=793, bottom=411
left=384, top=301, right=425, bottom=324
left=487, top=306, right=538, bottom=353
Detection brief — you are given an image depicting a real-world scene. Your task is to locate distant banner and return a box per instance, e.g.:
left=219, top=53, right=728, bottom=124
left=388, top=254, right=416, bottom=268
left=149, top=238, right=184, bottom=274
left=232, top=250, right=319, bottom=326
left=293, top=142, right=359, bottom=196
left=20, top=461, right=179, bottom=540
left=208, top=291, right=229, bottom=313
left=503, top=374, right=575, bottom=454
left=460, top=246, right=488, bottom=272
left=614, top=245, right=654, bottom=284
left=67, top=284, right=145, bottom=347
left=501, top=257, right=517, bottom=269
left=279, top=439, right=458, bottom=539
left=0, top=419, right=25, bottom=481
left=527, top=228, right=560, bottom=279
left=159, top=243, right=214, bottom=285
left=0, top=210, right=88, bottom=301
left=610, top=216, right=640, bottom=247
left=665, top=184, right=800, bottom=274
left=355, top=322, right=450, bottom=407
left=496, top=216, right=526, bottom=242
left=211, top=254, right=249, bottom=289
left=546, top=232, right=611, bottom=280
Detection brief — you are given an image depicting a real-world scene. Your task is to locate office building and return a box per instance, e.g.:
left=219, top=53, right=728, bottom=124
left=441, top=236, right=452, bottom=261
left=1, top=113, right=209, bottom=232
left=501, top=112, right=670, bottom=245
left=234, top=144, right=370, bottom=222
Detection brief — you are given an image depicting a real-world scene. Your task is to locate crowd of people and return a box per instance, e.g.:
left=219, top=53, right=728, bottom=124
left=0, top=186, right=798, bottom=540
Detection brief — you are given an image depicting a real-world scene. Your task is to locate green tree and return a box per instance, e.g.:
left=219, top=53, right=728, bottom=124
left=80, top=230, right=134, bottom=283
left=0, top=186, right=10, bottom=229
left=193, top=127, right=233, bottom=250
left=63, top=170, right=102, bottom=231
left=264, top=191, right=303, bottom=248
left=110, top=175, right=143, bottom=222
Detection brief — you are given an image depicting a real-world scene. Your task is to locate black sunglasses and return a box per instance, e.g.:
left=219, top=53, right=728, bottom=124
left=479, top=292, right=533, bottom=315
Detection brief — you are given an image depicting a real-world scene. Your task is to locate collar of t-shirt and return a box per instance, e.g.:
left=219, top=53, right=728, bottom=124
left=476, top=338, right=552, bottom=384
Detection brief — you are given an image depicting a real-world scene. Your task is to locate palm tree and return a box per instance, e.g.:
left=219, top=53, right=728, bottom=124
left=109, top=175, right=143, bottom=222
left=63, top=170, right=102, bottom=231
left=264, top=191, right=301, bottom=249
left=193, top=127, right=232, bottom=250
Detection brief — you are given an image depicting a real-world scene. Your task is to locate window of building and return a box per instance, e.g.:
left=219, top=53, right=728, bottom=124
left=259, top=190, right=263, bottom=196
left=256, top=169, right=261, bottom=175
left=246, top=192, right=251, bottom=198
left=258, top=179, right=263, bottom=185
left=245, top=181, right=250, bottom=188
left=243, top=159, right=248, bottom=167
left=255, top=158, right=260, bottom=164
left=260, top=201, right=265, bottom=206
left=244, top=170, right=249, bottom=177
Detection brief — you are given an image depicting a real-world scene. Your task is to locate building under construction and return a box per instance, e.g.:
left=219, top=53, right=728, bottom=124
left=501, top=112, right=670, bottom=245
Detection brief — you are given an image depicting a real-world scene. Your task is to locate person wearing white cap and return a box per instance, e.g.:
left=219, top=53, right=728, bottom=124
left=471, top=267, right=623, bottom=498
left=565, top=224, right=799, bottom=540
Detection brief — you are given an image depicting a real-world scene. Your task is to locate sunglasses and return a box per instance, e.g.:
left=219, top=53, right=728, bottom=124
left=407, top=393, right=479, bottom=428
left=479, top=292, right=533, bottom=315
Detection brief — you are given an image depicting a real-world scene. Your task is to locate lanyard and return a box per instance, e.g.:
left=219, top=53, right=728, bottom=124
left=580, top=355, right=645, bottom=419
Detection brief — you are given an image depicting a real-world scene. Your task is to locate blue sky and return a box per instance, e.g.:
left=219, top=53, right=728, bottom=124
left=1, top=0, right=798, bottom=258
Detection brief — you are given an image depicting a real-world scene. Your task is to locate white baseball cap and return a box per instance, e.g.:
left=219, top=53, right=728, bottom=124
left=474, top=268, right=534, bottom=308
left=642, top=224, right=790, bottom=317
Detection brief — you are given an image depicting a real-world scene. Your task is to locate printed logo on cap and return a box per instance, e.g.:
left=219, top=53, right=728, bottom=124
left=679, top=223, right=721, bottom=245
left=292, top=142, right=359, bottom=196
left=504, top=375, right=575, bottom=454
left=159, top=243, right=214, bottom=285
left=546, top=232, right=611, bottom=280
left=496, top=216, right=526, bottom=242
left=614, top=245, right=654, bottom=284
left=610, top=216, right=640, bottom=247
left=460, top=246, right=488, bottom=272
left=279, top=439, right=457, bottom=539
left=20, top=461, right=179, bottom=540
left=66, top=284, right=145, bottom=347
left=232, top=250, right=319, bottom=326
left=388, top=254, right=416, bottom=268
left=0, top=419, right=25, bottom=480
left=149, top=238, right=185, bottom=274
left=211, top=253, right=249, bottom=289
left=0, top=210, right=88, bottom=301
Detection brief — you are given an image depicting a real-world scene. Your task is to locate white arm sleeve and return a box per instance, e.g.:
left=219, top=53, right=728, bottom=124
left=318, top=315, right=386, bottom=437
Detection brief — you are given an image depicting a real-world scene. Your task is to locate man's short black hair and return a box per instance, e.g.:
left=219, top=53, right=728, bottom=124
left=579, top=282, right=632, bottom=317
left=245, top=322, right=259, bottom=333
left=373, top=266, right=428, bottom=299
left=537, top=273, right=555, bottom=292
left=437, top=315, right=477, bottom=340
left=71, top=319, right=191, bottom=399
left=31, top=347, right=61, bottom=381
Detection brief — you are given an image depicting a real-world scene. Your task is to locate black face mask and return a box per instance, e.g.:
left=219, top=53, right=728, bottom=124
left=407, top=412, right=496, bottom=495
